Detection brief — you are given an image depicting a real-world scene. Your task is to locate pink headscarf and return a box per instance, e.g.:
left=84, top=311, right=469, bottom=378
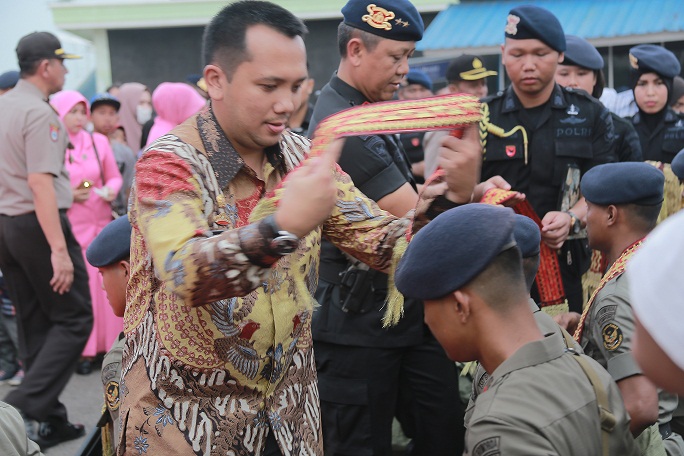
left=117, top=82, right=148, bottom=153
left=146, top=82, right=206, bottom=146
left=51, top=90, right=90, bottom=122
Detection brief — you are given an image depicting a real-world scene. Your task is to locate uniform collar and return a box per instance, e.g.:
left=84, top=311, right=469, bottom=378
left=490, top=331, right=566, bottom=381
left=196, top=103, right=284, bottom=189
left=502, top=83, right=567, bottom=113
left=632, top=107, right=680, bottom=125
left=330, top=74, right=369, bottom=107
left=15, top=78, right=49, bottom=102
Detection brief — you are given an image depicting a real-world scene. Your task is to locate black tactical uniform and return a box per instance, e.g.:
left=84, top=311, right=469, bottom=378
left=632, top=107, right=684, bottom=163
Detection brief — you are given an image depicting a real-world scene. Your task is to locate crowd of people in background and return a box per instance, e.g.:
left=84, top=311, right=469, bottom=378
left=0, top=0, right=683, bottom=455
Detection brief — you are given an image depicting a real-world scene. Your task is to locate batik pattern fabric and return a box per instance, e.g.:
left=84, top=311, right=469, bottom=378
left=119, top=106, right=411, bottom=456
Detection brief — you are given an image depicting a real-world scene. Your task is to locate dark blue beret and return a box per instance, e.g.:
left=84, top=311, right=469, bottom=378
left=395, top=204, right=517, bottom=300
left=514, top=214, right=540, bottom=258
left=562, top=35, right=603, bottom=70
left=342, top=0, right=424, bottom=42
left=629, top=44, right=681, bottom=79
left=505, top=5, right=565, bottom=53
left=0, top=70, right=19, bottom=90
left=89, top=92, right=120, bottom=111
left=672, top=148, right=684, bottom=180
left=86, top=216, right=132, bottom=268
left=581, top=162, right=664, bottom=206
left=406, top=69, right=432, bottom=91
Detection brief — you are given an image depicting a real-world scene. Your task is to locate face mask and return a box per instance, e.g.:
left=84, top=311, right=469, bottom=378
left=136, top=105, right=152, bottom=125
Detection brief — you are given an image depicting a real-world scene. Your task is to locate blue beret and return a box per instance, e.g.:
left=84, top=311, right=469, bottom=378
left=505, top=5, right=566, bottom=53
left=406, top=69, right=432, bottom=91
left=513, top=214, right=540, bottom=258
left=89, top=92, right=121, bottom=111
left=581, top=162, right=664, bottom=206
left=86, top=216, right=132, bottom=268
left=672, top=148, right=684, bottom=180
left=342, top=0, right=424, bottom=42
left=0, top=70, right=19, bottom=90
left=395, top=204, right=516, bottom=300
left=562, top=35, right=603, bottom=70
left=629, top=44, right=681, bottom=79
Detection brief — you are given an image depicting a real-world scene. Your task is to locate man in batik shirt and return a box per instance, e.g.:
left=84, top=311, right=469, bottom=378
left=118, top=2, right=481, bottom=455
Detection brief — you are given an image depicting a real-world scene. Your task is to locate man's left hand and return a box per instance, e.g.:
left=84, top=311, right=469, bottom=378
left=437, top=126, right=482, bottom=204
left=541, top=211, right=572, bottom=250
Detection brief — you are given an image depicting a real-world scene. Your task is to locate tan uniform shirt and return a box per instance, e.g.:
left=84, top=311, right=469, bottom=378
left=0, top=401, right=43, bottom=456
left=0, top=79, right=72, bottom=215
left=465, top=331, right=638, bottom=455
left=101, top=333, right=124, bottom=450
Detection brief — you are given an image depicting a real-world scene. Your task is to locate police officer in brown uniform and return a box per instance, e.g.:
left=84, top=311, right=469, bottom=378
left=0, top=32, right=92, bottom=448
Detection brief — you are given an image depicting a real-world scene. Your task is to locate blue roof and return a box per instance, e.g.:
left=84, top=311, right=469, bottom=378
left=418, top=0, right=684, bottom=51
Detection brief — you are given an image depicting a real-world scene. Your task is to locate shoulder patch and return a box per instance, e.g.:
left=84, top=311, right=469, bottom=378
left=596, top=305, right=617, bottom=329
left=602, top=323, right=623, bottom=351
left=473, top=436, right=501, bottom=456
left=49, top=123, right=60, bottom=142
left=105, top=380, right=120, bottom=411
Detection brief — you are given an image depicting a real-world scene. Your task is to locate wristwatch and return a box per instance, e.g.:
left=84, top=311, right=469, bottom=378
left=566, top=210, right=582, bottom=235
left=262, top=215, right=300, bottom=256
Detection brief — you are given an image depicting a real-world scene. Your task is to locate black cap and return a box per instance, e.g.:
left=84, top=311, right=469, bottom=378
left=446, top=55, right=497, bottom=82
left=341, top=0, right=424, bottom=42
left=16, top=32, right=81, bottom=64
left=629, top=44, right=681, bottom=79
left=504, top=5, right=566, bottom=53
left=562, top=35, right=604, bottom=70
left=395, top=204, right=517, bottom=300
left=86, top=216, right=132, bottom=268
left=89, top=92, right=121, bottom=111
left=0, top=70, right=20, bottom=90
left=581, top=162, right=664, bottom=206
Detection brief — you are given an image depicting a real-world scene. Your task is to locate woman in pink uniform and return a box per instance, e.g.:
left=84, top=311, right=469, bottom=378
left=51, top=90, right=123, bottom=375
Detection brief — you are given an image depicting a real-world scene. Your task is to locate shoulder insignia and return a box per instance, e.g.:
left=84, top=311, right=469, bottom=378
left=473, top=436, right=501, bottom=456
left=602, top=323, right=623, bottom=351
left=49, top=123, right=60, bottom=142
left=105, top=380, right=120, bottom=411
left=362, top=4, right=395, bottom=30
left=505, top=14, right=520, bottom=35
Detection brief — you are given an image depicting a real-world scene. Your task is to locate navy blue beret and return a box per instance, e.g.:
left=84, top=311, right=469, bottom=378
left=0, top=70, right=19, bottom=90
left=342, top=0, right=424, bottom=42
left=562, top=35, right=603, bottom=70
left=505, top=5, right=565, bottom=53
left=395, top=204, right=517, bottom=300
left=513, top=214, right=540, bottom=258
left=581, top=162, right=664, bottom=206
left=89, top=92, right=120, bottom=111
left=406, top=69, right=432, bottom=91
left=86, top=216, right=132, bottom=268
left=629, top=44, right=681, bottom=79
left=672, top=148, right=684, bottom=180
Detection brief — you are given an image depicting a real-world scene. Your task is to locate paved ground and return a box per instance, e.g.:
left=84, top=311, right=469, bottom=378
left=1, top=369, right=103, bottom=456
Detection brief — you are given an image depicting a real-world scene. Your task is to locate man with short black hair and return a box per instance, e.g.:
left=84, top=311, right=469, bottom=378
left=0, top=31, right=92, bottom=449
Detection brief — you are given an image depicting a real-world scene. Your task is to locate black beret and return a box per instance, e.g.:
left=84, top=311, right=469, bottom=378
left=86, top=216, right=132, bottom=268
left=673, top=76, right=684, bottom=105
left=513, top=214, right=540, bottom=258
left=505, top=5, right=566, bottom=53
left=342, top=0, right=424, bottom=42
left=446, top=54, right=497, bottom=82
left=672, top=148, right=684, bottom=180
left=406, top=69, right=432, bottom=91
left=581, top=162, right=664, bottom=206
left=562, top=35, right=603, bottom=70
left=395, top=204, right=516, bottom=300
left=0, top=70, right=19, bottom=90
left=629, top=44, right=681, bottom=79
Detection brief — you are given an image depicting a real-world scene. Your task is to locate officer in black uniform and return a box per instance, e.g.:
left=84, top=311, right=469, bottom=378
left=479, top=5, right=617, bottom=313
left=629, top=44, right=684, bottom=164
left=398, top=68, right=433, bottom=184
left=307, top=0, right=463, bottom=454
left=556, top=35, right=642, bottom=163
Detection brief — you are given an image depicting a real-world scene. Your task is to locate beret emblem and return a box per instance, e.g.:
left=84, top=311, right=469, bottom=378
left=362, top=4, right=395, bottom=30
left=629, top=53, right=639, bottom=69
left=505, top=14, right=520, bottom=35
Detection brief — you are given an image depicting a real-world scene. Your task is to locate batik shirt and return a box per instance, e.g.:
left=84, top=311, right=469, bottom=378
left=119, top=106, right=440, bottom=456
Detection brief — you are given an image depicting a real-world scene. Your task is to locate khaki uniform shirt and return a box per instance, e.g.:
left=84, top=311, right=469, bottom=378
left=0, top=401, right=43, bottom=456
left=101, top=333, right=124, bottom=451
left=0, top=79, right=72, bottom=215
left=465, top=331, right=638, bottom=455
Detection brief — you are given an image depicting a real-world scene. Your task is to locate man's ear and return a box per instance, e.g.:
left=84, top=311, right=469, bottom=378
left=120, top=260, right=130, bottom=277
left=346, top=38, right=365, bottom=67
left=452, top=289, right=472, bottom=324
left=203, top=64, right=226, bottom=101
left=606, top=205, right=618, bottom=226
left=557, top=51, right=565, bottom=64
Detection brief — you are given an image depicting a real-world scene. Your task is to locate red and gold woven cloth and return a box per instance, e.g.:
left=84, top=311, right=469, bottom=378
left=573, top=238, right=644, bottom=342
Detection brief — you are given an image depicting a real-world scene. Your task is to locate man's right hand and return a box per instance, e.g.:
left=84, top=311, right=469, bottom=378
left=438, top=126, right=482, bottom=204
left=50, top=248, right=74, bottom=294
left=276, top=139, right=344, bottom=238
